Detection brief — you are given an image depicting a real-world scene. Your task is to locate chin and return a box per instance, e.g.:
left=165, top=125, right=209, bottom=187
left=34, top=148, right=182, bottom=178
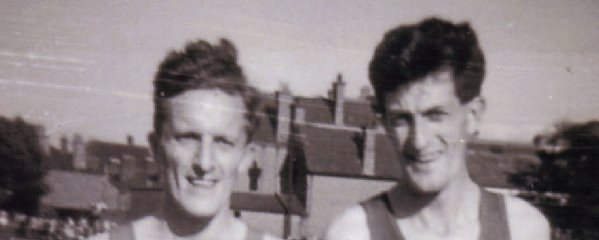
left=179, top=198, right=223, bottom=217
left=406, top=175, right=448, bottom=195
left=167, top=188, right=228, bottom=218
left=407, top=183, right=439, bottom=195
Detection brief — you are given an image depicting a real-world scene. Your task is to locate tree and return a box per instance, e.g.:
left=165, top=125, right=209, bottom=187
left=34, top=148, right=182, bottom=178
left=0, top=116, right=47, bottom=215
left=511, top=120, right=599, bottom=238
left=533, top=121, right=599, bottom=205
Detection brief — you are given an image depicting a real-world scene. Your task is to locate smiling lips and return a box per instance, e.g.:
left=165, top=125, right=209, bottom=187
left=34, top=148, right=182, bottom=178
left=406, top=152, right=441, bottom=163
left=186, top=175, right=218, bottom=187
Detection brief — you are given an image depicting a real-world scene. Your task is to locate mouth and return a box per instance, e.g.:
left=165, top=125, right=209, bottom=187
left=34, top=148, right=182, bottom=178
left=186, top=175, right=218, bottom=187
left=406, top=152, right=440, bottom=164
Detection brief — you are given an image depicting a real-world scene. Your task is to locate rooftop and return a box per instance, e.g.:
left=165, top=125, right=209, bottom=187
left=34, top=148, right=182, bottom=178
left=42, top=170, right=121, bottom=211
left=297, top=124, right=539, bottom=188
left=295, top=97, right=376, bottom=128
left=299, top=125, right=399, bottom=179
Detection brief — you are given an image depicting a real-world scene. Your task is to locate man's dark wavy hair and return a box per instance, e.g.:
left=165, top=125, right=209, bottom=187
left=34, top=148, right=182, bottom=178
left=369, top=17, right=485, bottom=113
left=153, top=39, right=259, bottom=141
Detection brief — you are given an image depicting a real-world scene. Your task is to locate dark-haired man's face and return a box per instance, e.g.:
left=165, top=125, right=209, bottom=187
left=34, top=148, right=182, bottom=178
left=383, top=69, right=483, bottom=194
left=153, top=89, right=251, bottom=218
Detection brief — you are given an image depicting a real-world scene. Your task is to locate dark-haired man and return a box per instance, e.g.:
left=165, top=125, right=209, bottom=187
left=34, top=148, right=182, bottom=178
left=326, top=18, right=549, bottom=240
left=90, top=39, right=277, bottom=240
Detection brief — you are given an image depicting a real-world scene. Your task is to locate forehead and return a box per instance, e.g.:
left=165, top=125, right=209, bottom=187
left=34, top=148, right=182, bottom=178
left=162, top=89, right=247, bottom=135
left=384, top=69, right=458, bottom=111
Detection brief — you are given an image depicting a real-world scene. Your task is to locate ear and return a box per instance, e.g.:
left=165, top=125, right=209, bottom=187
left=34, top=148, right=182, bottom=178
left=465, top=96, right=486, bottom=138
left=148, top=132, right=167, bottom=167
left=237, top=144, right=253, bottom=175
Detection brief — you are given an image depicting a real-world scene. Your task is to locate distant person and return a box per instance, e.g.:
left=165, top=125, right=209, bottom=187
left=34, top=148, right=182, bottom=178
left=0, top=210, right=8, bottom=226
left=89, top=39, right=277, bottom=240
left=326, top=18, right=550, bottom=240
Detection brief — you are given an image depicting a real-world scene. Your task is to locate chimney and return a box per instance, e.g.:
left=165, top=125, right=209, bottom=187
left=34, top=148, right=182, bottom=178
left=359, top=86, right=372, bottom=101
left=333, top=74, right=345, bottom=126
left=35, top=126, right=50, bottom=156
left=362, top=127, right=376, bottom=175
left=127, top=135, right=134, bottom=146
left=72, top=134, right=86, bottom=170
left=276, top=89, right=293, bottom=144
left=294, top=107, right=305, bottom=125
left=60, top=136, right=69, bottom=153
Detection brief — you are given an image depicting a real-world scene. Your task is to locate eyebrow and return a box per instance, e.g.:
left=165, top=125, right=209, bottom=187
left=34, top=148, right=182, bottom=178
left=214, top=135, right=234, bottom=144
left=385, top=107, right=412, bottom=115
left=386, top=103, right=449, bottom=117
left=422, top=106, right=447, bottom=114
left=385, top=111, right=413, bottom=122
left=173, top=132, right=202, bottom=140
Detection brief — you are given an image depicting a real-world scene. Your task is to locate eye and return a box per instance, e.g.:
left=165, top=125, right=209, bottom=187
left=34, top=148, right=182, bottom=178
left=387, top=113, right=411, bottom=127
left=173, top=133, right=201, bottom=144
left=214, top=136, right=234, bottom=146
left=424, top=109, right=447, bottom=122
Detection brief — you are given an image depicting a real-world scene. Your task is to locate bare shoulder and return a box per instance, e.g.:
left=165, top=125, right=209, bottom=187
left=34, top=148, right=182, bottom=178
left=262, top=233, right=283, bottom=240
left=325, top=204, right=370, bottom=240
left=504, top=195, right=550, bottom=240
left=87, top=232, right=109, bottom=240
left=87, top=216, right=158, bottom=240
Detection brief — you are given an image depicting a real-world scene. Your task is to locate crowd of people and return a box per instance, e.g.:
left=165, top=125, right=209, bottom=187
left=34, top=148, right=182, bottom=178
left=0, top=210, right=114, bottom=240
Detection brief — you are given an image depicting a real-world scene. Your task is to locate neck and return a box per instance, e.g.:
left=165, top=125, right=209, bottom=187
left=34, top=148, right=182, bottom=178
left=160, top=196, right=242, bottom=240
left=394, top=172, right=481, bottom=231
left=424, top=176, right=479, bottom=221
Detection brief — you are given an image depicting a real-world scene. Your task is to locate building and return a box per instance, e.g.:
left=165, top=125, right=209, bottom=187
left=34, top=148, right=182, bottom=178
left=264, top=74, right=540, bottom=238
left=42, top=75, right=541, bottom=239
left=41, top=135, right=153, bottom=222
left=41, top=170, right=123, bottom=220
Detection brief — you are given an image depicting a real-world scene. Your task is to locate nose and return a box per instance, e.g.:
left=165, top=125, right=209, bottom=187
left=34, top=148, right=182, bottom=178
left=406, top=118, right=428, bottom=153
left=194, top=137, right=215, bottom=172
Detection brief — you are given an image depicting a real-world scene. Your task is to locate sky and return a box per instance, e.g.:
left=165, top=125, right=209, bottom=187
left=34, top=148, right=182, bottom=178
left=0, top=0, right=598, bottom=147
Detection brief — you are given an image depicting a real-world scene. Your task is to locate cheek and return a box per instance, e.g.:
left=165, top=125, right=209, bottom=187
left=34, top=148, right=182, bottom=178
left=219, top=154, right=241, bottom=175
left=438, top=117, right=468, bottom=140
left=213, top=148, right=243, bottom=173
left=165, top=160, right=186, bottom=184
left=163, top=150, right=192, bottom=185
left=164, top=142, right=195, bottom=165
left=388, top=126, right=409, bottom=145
